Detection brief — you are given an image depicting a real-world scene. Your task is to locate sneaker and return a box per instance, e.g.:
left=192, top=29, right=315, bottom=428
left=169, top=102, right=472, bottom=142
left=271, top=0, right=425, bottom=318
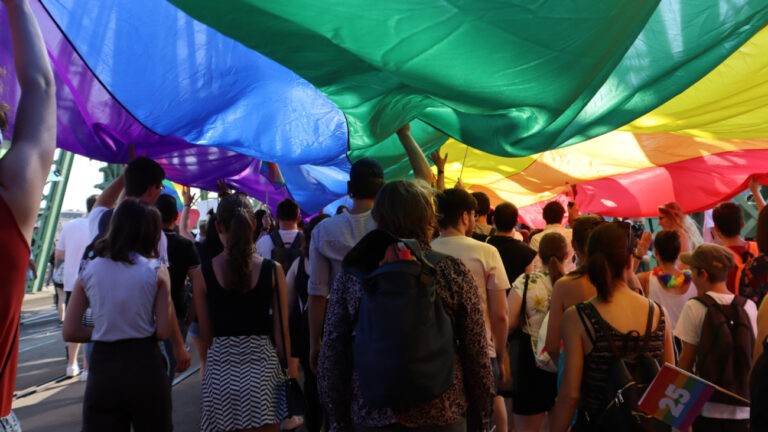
left=280, top=415, right=304, bottom=430
left=65, top=365, right=80, bottom=377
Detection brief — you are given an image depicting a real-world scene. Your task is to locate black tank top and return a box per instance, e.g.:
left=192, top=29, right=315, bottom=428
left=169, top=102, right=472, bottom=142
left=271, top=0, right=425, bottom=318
left=203, top=258, right=275, bottom=337
left=576, top=300, right=666, bottom=413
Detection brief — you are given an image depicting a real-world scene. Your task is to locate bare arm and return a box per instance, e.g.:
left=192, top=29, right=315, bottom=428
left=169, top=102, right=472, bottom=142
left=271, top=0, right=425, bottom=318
left=154, top=267, right=173, bottom=340
left=507, top=289, right=523, bottom=332
left=193, top=265, right=212, bottom=365
left=396, top=124, right=433, bottom=184
left=0, top=0, right=56, bottom=242
left=94, top=173, right=125, bottom=210
left=551, top=308, right=585, bottom=432
left=546, top=280, right=566, bottom=363
left=272, top=262, right=291, bottom=362
left=750, top=176, right=766, bottom=213
left=678, top=341, right=696, bottom=372
left=429, top=151, right=447, bottom=192
left=62, top=281, right=92, bottom=342
left=487, top=288, right=509, bottom=364
left=179, top=186, right=196, bottom=241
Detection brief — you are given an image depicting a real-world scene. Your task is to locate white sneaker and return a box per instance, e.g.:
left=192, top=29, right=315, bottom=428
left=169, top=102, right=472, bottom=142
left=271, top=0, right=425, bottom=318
left=280, top=415, right=304, bottom=430
left=65, top=365, right=80, bottom=377
left=80, top=370, right=89, bottom=381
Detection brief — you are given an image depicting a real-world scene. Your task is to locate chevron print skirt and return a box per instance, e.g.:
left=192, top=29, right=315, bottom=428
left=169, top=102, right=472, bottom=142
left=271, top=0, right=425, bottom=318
left=201, top=335, right=288, bottom=432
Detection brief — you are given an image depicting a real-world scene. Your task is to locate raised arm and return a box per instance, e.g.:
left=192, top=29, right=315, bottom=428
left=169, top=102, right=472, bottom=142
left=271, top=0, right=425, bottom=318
left=750, top=175, right=766, bottom=213
left=396, top=124, right=434, bottom=184
left=429, top=151, right=447, bottom=191
left=0, top=0, right=56, bottom=242
left=179, top=186, right=196, bottom=241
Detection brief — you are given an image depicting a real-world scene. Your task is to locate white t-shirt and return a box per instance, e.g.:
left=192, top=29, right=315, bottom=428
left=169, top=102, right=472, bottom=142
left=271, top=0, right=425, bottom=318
left=674, top=291, right=758, bottom=419
left=529, top=224, right=575, bottom=273
left=647, top=275, right=697, bottom=332
left=308, top=211, right=376, bottom=297
left=88, top=205, right=168, bottom=265
left=431, top=234, right=511, bottom=357
left=256, top=229, right=301, bottom=259
left=80, top=255, right=161, bottom=342
left=56, top=218, right=91, bottom=292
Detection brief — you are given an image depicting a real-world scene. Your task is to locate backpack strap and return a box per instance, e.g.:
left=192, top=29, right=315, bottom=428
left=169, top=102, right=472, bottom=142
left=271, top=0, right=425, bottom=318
left=575, top=303, right=596, bottom=345
left=641, top=300, right=656, bottom=352
left=270, top=230, right=285, bottom=249
left=519, top=274, right=530, bottom=329
left=290, top=232, right=305, bottom=250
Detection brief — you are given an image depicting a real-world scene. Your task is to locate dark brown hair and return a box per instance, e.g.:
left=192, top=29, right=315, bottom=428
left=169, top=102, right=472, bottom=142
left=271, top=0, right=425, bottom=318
left=95, top=198, right=161, bottom=263
left=539, top=232, right=569, bottom=285
left=217, top=193, right=256, bottom=292
left=373, top=180, right=437, bottom=245
left=587, top=222, right=632, bottom=301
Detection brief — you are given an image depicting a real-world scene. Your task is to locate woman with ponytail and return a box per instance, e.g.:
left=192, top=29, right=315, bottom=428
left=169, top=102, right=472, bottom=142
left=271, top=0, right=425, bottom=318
left=545, top=215, right=604, bottom=366
left=507, top=232, right=569, bottom=430
left=551, top=222, right=674, bottom=432
left=195, top=193, right=292, bottom=432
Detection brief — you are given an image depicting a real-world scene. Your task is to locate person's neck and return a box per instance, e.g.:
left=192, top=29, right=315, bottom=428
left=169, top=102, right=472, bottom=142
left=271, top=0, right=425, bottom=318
left=658, top=261, right=679, bottom=273
left=720, top=236, right=745, bottom=247
left=706, top=282, right=731, bottom=295
left=278, top=222, right=298, bottom=231
left=163, top=223, right=175, bottom=231
left=441, top=226, right=467, bottom=238
left=544, top=222, right=562, bottom=227
left=494, top=229, right=515, bottom=238
left=350, top=198, right=374, bottom=215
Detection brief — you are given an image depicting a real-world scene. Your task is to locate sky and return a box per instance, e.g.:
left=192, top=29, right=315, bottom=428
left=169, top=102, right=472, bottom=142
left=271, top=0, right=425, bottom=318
left=61, top=154, right=104, bottom=212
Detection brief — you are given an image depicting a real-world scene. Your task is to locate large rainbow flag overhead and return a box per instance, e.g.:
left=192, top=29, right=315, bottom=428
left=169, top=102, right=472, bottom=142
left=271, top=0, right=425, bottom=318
left=1, top=0, right=768, bottom=218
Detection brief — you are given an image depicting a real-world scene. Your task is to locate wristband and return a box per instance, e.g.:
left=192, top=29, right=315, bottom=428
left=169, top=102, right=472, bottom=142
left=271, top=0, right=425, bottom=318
left=437, top=169, right=445, bottom=175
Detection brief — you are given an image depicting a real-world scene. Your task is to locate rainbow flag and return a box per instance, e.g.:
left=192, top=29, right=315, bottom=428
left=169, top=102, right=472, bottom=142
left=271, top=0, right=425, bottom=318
left=638, top=363, right=715, bottom=430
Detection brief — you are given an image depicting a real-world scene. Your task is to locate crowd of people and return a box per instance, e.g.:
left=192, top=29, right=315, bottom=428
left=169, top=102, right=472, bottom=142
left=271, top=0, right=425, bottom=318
left=2, top=1, right=768, bottom=432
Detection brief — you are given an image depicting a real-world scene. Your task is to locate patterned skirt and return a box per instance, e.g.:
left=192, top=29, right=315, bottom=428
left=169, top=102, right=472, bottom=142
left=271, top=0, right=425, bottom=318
left=201, top=335, right=288, bottom=432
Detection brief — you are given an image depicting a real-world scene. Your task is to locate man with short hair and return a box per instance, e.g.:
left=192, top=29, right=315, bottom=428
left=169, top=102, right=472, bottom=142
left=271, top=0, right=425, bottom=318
left=675, top=244, right=758, bottom=432
left=487, top=202, right=537, bottom=284
left=56, top=194, right=98, bottom=378
left=307, top=158, right=384, bottom=372
left=529, top=201, right=574, bottom=272
left=256, top=198, right=303, bottom=261
left=712, top=202, right=758, bottom=294
left=432, top=188, right=510, bottom=432
left=155, top=194, right=202, bottom=380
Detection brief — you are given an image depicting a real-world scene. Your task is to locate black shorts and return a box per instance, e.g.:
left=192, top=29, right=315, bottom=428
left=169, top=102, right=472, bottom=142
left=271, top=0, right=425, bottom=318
left=64, top=291, right=73, bottom=307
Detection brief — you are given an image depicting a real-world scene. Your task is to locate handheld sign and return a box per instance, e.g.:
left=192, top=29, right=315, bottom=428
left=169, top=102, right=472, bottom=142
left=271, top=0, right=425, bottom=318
left=638, top=363, right=715, bottom=430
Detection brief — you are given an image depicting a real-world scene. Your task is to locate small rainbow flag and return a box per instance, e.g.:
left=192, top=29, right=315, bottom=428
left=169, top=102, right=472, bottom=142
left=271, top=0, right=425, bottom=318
left=638, top=363, right=715, bottom=430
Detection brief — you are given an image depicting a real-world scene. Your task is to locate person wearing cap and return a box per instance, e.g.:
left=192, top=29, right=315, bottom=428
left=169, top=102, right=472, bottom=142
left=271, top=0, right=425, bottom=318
left=658, top=201, right=704, bottom=258
left=675, top=244, right=758, bottom=432
left=307, top=158, right=385, bottom=373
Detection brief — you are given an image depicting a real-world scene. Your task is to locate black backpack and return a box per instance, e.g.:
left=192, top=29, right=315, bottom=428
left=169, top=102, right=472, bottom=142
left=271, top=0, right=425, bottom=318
left=694, top=294, right=754, bottom=405
left=577, top=301, right=669, bottom=432
left=343, top=229, right=455, bottom=407
left=269, top=230, right=304, bottom=271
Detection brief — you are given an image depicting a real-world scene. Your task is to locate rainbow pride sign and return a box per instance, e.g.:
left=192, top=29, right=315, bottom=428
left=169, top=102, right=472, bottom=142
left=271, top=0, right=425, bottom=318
left=638, top=363, right=715, bottom=430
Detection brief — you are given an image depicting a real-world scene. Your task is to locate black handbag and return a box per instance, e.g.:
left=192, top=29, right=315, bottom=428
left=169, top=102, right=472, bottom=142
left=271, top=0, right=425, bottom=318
left=273, top=263, right=307, bottom=416
left=506, top=274, right=529, bottom=398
